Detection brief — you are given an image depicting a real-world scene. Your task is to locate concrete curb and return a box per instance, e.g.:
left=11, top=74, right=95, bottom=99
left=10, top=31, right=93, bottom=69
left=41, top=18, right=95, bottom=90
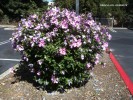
left=0, top=25, right=16, bottom=28
left=108, top=27, right=117, bottom=32
left=0, top=25, right=17, bottom=30
left=0, top=64, right=18, bottom=80
left=113, top=27, right=127, bottom=29
left=113, top=27, right=133, bottom=30
left=4, top=27, right=17, bottom=30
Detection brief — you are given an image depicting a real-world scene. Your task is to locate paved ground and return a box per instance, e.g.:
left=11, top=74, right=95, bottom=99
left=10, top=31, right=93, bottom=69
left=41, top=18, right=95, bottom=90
left=109, top=28, right=133, bottom=82
left=0, top=27, right=20, bottom=74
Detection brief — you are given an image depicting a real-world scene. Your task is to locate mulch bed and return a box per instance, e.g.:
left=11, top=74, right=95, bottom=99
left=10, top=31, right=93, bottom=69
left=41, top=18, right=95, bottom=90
left=0, top=52, right=131, bottom=100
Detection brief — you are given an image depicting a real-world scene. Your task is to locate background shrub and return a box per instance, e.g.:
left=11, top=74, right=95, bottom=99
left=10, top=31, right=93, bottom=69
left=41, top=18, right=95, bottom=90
left=11, top=7, right=111, bottom=90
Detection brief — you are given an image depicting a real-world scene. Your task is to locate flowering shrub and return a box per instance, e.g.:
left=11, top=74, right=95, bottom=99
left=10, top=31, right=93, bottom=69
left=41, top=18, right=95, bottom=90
left=11, top=7, right=111, bottom=89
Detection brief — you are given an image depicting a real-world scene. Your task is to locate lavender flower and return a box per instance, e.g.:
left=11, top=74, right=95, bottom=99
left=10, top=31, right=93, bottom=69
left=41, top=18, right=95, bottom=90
left=86, top=63, right=91, bottom=69
left=37, top=71, right=41, bottom=76
left=16, top=45, right=24, bottom=51
left=9, top=67, right=14, bottom=73
left=59, top=48, right=66, bottom=55
left=51, top=75, right=59, bottom=84
left=28, top=64, right=33, bottom=68
left=37, top=59, right=43, bottom=65
left=38, top=38, right=45, bottom=47
left=81, top=54, right=84, bottom=60
left=60, top=19, right=68, bottom=29
left=30, top=68, right=35, bottom=73
left=102, top=42, right=108, bottom=51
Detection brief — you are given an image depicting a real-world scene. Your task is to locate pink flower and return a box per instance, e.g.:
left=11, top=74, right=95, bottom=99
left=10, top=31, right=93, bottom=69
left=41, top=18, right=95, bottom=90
left=30, top=14, right=38, bottom=19
left=95, top=59, right=99, bottom=65
left=76, top=39, right=82, bottom=47
left=64, top=40, right=67, bottom=46
left=30, top=68, right=35, bottom=73
left=95, top=54, right=100, bottom=60
left=70, top=42, right=77, bottom=48
left=60, top=19, right=68, bottom=29
left=34, top=24, right=42, bottom=30
left=23, top=20, right=34, bottom=28
left=102, top=42, right=108, bottom=51
left=86, top=63, right=91, bottom=69
left=86, top=20, right=95, bottom=26
left=59, top=48, right=66, bottom=55
left=37, top=71, right=41, bottom=76
left=61, top=71, right=65, bottom=75
left=16, top=45, right=24, bottom=51
left=24, top=21, right=29, bottom=28
left=43, top=23, right=50, bottom=29
left=28, top=64, right=33, bottom=67
left=32, top=37, right=38, bottom=42
left=38, top=38, right=45, bottom=47
left=30, top=40, right=35, bottom=47
left=51, top=18, right=59, bottom=26
left=37, top=59, right=43, bottom=65
left=81, top=54, right=84, bottom=60
left=23, top=56, right=29, bottom=62
left=107, top=34, right=112, bottom=40
left=9, top=67, right=14, bottom=73
left=70, top=39, right=82, bottom=48
left=51, top=75, right=59, bottom=84
left=94, top=34, right=100, bottom=42
left=88, top=39, right=91, bottom=43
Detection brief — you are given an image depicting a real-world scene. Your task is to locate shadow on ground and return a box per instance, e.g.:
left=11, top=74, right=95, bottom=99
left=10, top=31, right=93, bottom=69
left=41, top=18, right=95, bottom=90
left=12, top=62, right=90, bottom=93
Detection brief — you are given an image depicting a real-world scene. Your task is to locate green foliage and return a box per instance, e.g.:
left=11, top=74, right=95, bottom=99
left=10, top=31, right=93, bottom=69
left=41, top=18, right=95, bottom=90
left=0, top=0, right=48, bottom=23
left=126, top=0, right=133, bottom=27
left=0, top=9, right=3, bottom=16
left=1, top=15, right=9, bottom=24
left=0, top=9, right=4, bottom=21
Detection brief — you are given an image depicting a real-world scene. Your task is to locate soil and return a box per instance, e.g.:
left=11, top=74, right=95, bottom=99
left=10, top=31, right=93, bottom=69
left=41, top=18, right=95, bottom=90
left=0, top=52, right=131, bottom=100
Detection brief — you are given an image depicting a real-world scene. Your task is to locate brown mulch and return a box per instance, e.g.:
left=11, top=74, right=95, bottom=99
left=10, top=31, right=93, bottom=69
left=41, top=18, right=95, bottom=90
left=0, top=52, right=131, bottom=100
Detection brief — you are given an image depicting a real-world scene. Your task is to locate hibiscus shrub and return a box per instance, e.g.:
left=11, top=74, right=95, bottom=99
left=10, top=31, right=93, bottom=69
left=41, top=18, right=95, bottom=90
left=11, top=7, right=111, bottom=90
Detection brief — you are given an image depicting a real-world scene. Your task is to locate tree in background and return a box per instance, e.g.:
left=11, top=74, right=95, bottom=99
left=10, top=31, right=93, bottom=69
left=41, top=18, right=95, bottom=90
left=54, top=0, right=75, bottom=10
left=54, top=0, right=128, bottom=27
left=0, top=0, right=48, bottom=23
left=100, top=0, right=127, bottom=27
left=0, top=0, right=131, bottom=27
left=126, top=0, right=133, bottom=28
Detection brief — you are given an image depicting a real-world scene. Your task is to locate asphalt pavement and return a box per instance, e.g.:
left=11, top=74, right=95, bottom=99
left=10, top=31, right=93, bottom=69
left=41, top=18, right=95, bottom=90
left=0, top=27, right=20, bottom=74
left=109, top=28, right=133, bottom=82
